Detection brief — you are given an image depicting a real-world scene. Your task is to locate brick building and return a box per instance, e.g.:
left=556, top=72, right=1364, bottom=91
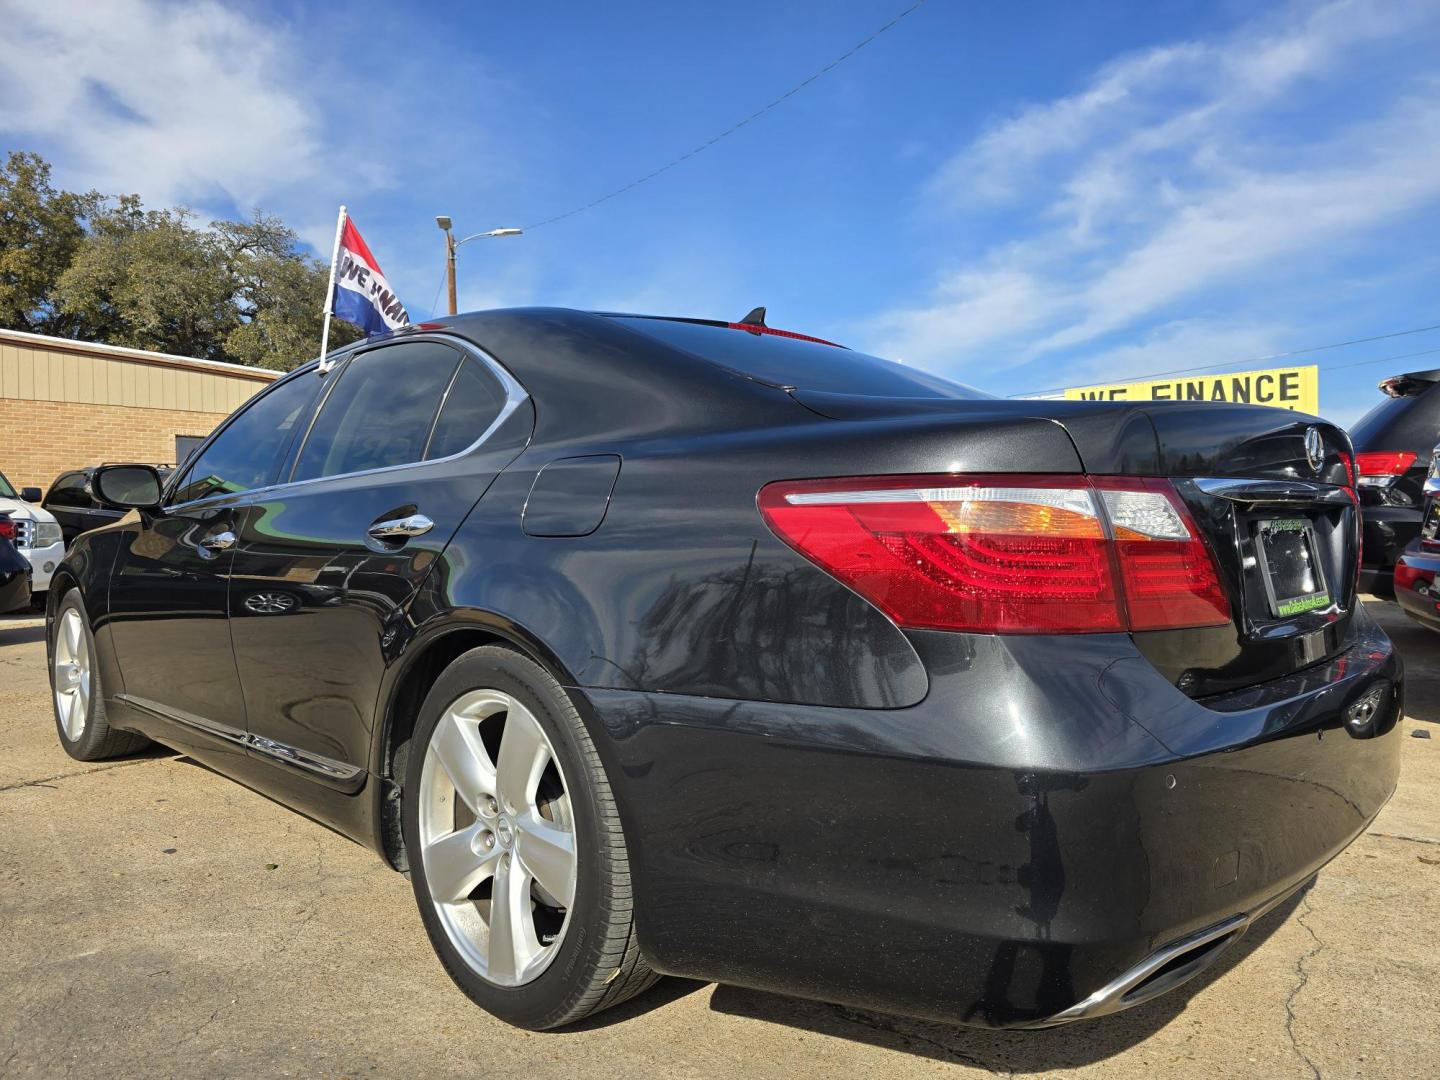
left=0, top=328, right=279, bottom=492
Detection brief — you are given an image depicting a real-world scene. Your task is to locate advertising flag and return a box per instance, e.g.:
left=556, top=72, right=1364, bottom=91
left=331, top=217, right=410, bottom=336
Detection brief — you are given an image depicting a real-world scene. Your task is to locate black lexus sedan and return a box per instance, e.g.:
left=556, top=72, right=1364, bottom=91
left=47, top=308, right=1402, bottom=1031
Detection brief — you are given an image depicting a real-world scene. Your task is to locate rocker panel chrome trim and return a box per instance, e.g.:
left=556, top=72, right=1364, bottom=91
left=116, top=693, right=364, bottom=782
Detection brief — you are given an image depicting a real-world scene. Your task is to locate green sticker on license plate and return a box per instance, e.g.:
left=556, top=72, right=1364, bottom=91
left=1275, top=593, right=1331, bottom=616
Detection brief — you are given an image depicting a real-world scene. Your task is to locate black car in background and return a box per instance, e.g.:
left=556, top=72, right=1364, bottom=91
left=0, top=512, right=32, bottom=614
left=46, top=309, right=1401, bottom=1031
left=1350, top=368, right=1440, bottom=594
left=1393, top=446, right=1440, bottom=631
left=43, top=465, right=173, bottom=544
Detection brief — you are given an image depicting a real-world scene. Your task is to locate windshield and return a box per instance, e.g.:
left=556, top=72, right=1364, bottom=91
left=0, top=470, right=16, bottom=498
left=610, top=316, right=992, bottom=400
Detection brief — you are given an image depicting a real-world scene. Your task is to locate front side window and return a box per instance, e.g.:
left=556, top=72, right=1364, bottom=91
left=170, top=372, right=320, bottom=504
left=0, top=471, right=16, bottom=498
left=290, top=341, right=465, bottom=483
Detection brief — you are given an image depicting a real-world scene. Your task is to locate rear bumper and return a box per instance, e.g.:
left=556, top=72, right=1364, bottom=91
left=1360, top=504, right=1423, bottom=593
left=581, top=610, right=1403, bottom=1028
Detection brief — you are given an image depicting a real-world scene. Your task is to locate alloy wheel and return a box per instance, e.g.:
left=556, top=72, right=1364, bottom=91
left=53, top=608, right=90, bottom=741
left=417, top=688, right=577, bottom=987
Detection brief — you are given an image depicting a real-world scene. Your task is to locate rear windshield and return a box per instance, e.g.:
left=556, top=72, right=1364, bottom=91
left=1350, top=382, right=1440, bottom=453
left=611, top=316, right=991, bottom=400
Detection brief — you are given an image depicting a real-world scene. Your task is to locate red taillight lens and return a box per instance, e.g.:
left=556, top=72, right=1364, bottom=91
left=1354, top=450, right=1417, bottom=484
left=758, top=474, right=1230, bottom=635
left=0, top=518, right=15, bottom=542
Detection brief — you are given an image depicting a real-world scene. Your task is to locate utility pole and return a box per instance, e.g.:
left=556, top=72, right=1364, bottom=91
left=435, top=217, right=522, bottom=317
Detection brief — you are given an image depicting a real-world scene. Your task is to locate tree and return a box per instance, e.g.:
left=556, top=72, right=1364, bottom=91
left=0, top=151, right=97, bottom=335
left=217, top=213, right=360, bottom=371
left=0, top=151, right=362, bottom=370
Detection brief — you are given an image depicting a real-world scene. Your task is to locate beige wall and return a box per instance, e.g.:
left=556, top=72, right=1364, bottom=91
left=0, top=330, right=278, bottom=492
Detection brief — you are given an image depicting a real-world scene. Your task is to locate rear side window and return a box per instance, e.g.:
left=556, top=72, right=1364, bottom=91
left=171, top=372, right=320, bottom=504
left=291, top=341, right=462, bottom=482
left=610, top=316, right=991, bottom=400
left=46, top=473, right=91, bottom=508
left=425, top=357, right=509, bottom=460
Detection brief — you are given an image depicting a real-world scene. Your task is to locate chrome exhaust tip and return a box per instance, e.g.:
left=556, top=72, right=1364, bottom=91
left=1032, top=914, right=1249, bottom=1027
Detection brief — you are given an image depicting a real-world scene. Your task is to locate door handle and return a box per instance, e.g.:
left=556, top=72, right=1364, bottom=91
left=367, top=514, right=434, bottom=541
left=198, top=530, right=237, bottom=552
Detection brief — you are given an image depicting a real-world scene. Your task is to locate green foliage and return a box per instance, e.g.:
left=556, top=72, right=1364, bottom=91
left=0, top=151, right=361, bottom=370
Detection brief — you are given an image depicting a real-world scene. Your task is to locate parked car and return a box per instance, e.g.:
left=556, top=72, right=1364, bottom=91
left=48, top=309, right=1402, bottom=1031
left=1350, top=367, right=1440, bottom=594
left=0, top=468, right=64, bottom=598
left=0, top=512, right=34, bottom=614
left=42, top=464, right=173, bottom=545
left=1392, top=444, right=1440, bottom=632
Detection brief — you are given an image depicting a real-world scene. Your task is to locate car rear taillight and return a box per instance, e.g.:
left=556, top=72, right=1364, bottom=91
left=1354, top=450, right=1417, bottom=487
left=758, top=474, right=1231, bottom=635
left=0, top=517, right=15, bottom=542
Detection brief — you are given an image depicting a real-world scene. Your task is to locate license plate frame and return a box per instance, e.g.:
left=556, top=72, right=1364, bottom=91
left=1254, top=517, right=1331, bottom=618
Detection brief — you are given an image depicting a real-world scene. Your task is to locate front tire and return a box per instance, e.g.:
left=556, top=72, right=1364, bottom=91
left=50, top=589, right=150, bottom=761
left=402, top=645, right=657, bottom=1029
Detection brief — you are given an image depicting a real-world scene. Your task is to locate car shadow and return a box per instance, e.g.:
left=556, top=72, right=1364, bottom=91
left=701, top=887, right=1307, bottom=1069
left=571, top=888, right=1308, bottom=1061
left=0, top=618, right=46, bottom=647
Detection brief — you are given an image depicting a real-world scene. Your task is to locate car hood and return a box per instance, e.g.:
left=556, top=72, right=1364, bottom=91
left=0, top=496, right=57, bottom=524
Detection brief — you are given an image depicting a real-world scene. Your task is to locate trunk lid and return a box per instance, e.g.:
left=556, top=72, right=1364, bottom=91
left=792, top=390, right=1360, bottom=696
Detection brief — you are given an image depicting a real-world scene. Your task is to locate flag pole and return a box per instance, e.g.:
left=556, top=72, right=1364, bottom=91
left=317, top=204, right=346, bottom=372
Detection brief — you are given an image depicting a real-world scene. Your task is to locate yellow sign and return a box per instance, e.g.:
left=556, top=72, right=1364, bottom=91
left=1063, top=365, right=1318, bottom=414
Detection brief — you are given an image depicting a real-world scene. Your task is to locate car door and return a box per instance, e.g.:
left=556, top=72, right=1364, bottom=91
left=227, top=337, right=532, bottom=783
left=105, top=368, right=326, bottom=747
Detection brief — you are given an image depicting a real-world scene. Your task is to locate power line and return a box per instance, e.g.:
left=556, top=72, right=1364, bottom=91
left=1012, top=323, right=1440, bottom=397
left=1013, top=325, right=1440, bottom=403
left=522, top=0, right=932, bottom=231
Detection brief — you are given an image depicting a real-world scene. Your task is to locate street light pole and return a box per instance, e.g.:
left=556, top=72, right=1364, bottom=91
left=435, top=217, right=522, bottom=316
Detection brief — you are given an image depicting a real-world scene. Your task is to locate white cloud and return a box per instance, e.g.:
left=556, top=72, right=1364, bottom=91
left=866, top=0, right=1440, bottom=377
left=0, top=0, right=320, bottom=209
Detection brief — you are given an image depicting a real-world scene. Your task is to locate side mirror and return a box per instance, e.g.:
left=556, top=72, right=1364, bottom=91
left=19, top=487, right=41, bottom=503
left=92, top=464, right=164, bottom=511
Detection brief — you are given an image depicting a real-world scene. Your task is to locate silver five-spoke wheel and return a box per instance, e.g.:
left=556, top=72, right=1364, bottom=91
left=52, top=607, right=90, bottom=741
left=418, top=688, right=577, bottom=987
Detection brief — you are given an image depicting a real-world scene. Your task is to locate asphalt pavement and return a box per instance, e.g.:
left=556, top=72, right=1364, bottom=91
left=1, top=599, right=1436, bottom=1078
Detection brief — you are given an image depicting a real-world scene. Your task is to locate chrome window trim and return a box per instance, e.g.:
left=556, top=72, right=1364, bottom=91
left=162, top=334, right=529, bottom=513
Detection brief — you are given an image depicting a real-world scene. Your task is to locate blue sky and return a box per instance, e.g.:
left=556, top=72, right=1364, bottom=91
left=2, top=0, right=1438, bottom=425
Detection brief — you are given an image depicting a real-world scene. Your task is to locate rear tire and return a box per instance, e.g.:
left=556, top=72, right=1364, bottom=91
left=50, top=589, right=150, bottom=761
left=402, top=645, right=657, bottom=1029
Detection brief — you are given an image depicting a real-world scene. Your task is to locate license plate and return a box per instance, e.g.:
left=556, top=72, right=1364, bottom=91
left=1422, top=499, right=1439, bottom=542
left=1255, top=518, right=1330, bottom=617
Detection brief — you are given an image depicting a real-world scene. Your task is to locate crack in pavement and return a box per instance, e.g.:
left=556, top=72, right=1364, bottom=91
left=1368, top=830, right=1440, bottom=847
left=1283, top=892, right=1325, bottom=1080
left=0, top=756, right=164, bottom=793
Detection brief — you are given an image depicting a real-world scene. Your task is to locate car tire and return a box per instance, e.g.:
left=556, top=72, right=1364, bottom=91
left=402, top=644, right=658, bottom=1029
left=51, top=589, right=151, bottom=761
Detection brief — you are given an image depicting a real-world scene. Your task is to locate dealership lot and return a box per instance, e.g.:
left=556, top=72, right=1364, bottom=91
left=1, top=601, right=1436, bottom=1078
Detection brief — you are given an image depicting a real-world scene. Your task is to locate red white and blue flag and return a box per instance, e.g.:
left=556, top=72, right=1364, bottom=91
left=331, top=217, right=410, bottom=336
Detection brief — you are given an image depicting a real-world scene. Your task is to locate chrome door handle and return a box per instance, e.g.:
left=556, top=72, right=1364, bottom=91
left=198, top=530, right=236, bottom=552
left=367, top=513, right=434, bottom=541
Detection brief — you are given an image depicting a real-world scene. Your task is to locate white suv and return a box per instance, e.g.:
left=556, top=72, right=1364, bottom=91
left=0, top=469, right=64, bottom=597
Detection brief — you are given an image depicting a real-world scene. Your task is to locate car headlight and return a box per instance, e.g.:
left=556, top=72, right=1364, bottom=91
left=33, top=522, right=62, bottom=547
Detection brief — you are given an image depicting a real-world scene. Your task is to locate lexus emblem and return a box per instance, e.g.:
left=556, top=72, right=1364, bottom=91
left=1304, top=426, right=1324, bottom=473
